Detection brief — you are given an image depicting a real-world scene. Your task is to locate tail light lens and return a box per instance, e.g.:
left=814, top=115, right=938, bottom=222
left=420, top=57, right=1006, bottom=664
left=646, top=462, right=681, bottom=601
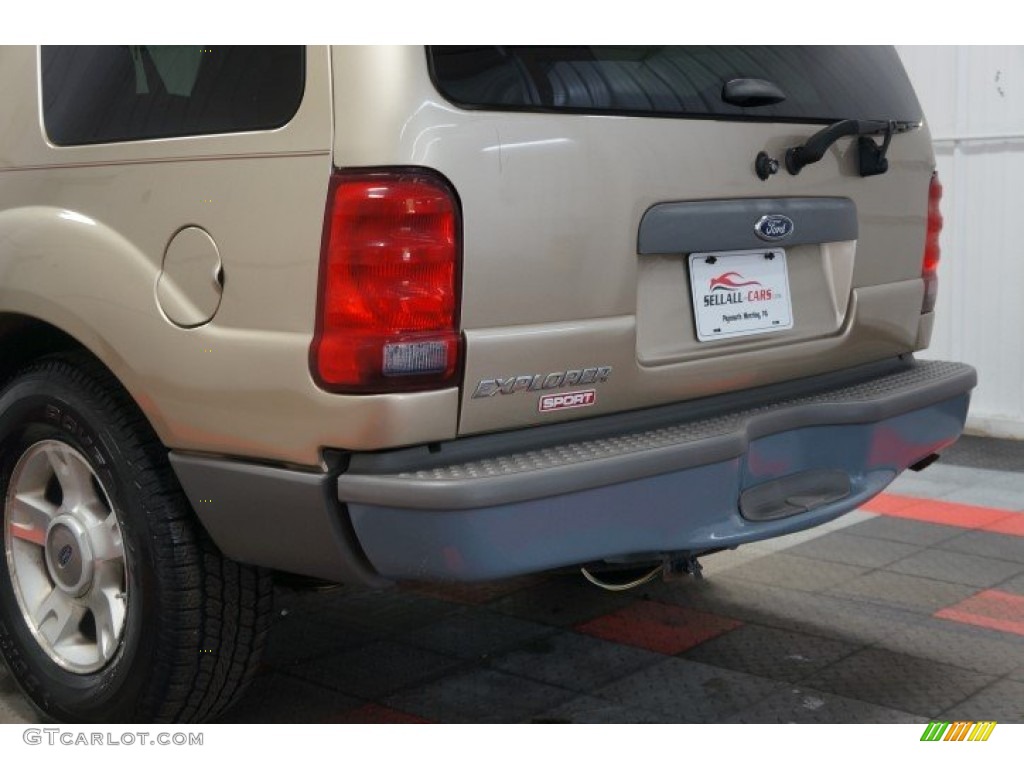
left=311, top=169, right=462, bottom=393
left=922, top=172, right=943, bottom=314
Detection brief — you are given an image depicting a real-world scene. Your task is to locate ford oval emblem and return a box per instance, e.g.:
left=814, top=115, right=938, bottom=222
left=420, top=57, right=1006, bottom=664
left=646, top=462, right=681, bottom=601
left=57, top=544, right=73, bottom=568
left=754, top=214, right=794, bottom=241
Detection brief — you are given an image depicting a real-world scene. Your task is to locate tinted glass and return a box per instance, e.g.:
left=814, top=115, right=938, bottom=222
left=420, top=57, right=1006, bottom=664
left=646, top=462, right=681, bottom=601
left=428, top=46, right=921, bottom=124
left=42, top=46, right=305, bottom=145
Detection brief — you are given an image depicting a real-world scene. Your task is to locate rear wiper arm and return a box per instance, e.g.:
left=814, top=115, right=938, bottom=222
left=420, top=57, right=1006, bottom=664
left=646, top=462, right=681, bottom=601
left=785, top=119, right=908, bottom=177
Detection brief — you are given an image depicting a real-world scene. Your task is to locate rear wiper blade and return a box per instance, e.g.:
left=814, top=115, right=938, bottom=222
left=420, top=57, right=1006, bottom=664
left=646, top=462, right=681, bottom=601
left=785, top=118, right=916, bottom=177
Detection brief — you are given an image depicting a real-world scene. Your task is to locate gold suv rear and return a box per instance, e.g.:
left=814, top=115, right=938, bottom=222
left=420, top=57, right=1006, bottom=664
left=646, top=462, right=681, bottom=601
left=0, top=46, right=974, bottom=722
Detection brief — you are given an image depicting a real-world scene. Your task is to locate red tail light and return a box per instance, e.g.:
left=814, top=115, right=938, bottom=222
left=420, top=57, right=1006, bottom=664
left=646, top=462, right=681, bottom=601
left=922, top=172, right=943, bottom=314
left=311, top=169, right=462, bottom=393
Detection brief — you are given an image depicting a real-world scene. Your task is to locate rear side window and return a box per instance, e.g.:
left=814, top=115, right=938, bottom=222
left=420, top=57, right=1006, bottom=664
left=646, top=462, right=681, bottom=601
left=41, top=46, right=305, bottom=146
left=428, top=46, right=922, bottom=125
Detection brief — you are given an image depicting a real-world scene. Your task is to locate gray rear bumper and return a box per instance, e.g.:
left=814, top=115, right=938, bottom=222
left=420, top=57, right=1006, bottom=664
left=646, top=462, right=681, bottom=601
left=172, top=357, right=976, bottom=584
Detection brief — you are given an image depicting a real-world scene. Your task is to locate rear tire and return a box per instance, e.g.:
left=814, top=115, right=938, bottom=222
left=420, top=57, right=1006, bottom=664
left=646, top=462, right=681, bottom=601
left=0, top=355, right=273, bottom=722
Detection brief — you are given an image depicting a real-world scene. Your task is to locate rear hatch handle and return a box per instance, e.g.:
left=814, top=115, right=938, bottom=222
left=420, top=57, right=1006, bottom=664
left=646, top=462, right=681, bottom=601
left=784, top=118, right=913, bottom=177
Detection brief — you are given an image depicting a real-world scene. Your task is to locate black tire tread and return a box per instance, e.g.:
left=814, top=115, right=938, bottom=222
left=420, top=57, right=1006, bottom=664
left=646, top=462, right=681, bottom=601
left=3, top=354, right=273, bottom=723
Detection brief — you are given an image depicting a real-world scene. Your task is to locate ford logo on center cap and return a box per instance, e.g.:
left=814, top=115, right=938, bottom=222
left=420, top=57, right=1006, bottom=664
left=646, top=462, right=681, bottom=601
left=754, top=214, right=794, bottom=241
left=57, top=544, right=73, bottom=568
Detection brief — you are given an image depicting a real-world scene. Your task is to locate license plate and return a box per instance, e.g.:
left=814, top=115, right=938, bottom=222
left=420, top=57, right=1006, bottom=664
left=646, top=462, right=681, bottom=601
left=689, top=248, right=794, bottom=342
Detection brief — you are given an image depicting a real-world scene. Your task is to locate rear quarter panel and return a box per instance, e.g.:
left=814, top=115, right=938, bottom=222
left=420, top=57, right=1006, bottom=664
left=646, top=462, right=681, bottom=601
left=0, top=46, right=458, bottom=466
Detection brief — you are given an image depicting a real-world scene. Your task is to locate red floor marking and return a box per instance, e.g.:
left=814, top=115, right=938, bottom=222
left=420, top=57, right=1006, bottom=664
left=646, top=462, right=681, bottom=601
left=576, top=601, right=741, bottom=655
left=862, top=493, right=1022, bottom=535
left=325, top=703, right=432, bottom=724
left=935, top=590, right=1024, bottom=637
left=861, top=493, right=921, bottom=515
left=984, top=515, right=1024, bottom=537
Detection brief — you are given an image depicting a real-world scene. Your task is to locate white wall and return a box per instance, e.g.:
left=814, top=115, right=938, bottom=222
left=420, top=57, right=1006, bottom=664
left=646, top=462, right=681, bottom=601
left=897, top=46, right=1024, bottom=439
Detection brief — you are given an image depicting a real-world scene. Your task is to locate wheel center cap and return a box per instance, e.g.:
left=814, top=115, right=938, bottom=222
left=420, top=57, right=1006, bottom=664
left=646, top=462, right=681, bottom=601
left=45, top=516, right=94, bottom=596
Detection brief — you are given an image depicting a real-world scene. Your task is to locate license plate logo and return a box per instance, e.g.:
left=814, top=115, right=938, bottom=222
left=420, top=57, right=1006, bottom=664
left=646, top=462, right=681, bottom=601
left=689, top=249, right=794, bottom=342
left=539, top=390, right=597, bottom=413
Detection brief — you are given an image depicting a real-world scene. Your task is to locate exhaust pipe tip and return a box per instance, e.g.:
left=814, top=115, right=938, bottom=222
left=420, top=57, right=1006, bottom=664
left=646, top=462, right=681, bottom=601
left=909, top=453, right=941, bottom=472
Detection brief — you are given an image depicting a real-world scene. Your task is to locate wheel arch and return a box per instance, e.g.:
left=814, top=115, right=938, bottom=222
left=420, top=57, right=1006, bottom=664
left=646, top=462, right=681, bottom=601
left=0, top=312, right=170, bottom=449
left=0, top=203, right=180, bottom=452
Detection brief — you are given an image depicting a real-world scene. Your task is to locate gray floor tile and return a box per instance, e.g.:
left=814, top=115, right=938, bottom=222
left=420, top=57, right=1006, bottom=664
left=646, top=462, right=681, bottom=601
left=885, top=548, right=1024, bottom=588
left=593, top=657, right=784, bottom=721
left=490, top=574, right=637, bottom=627
left=871, top=621, right=1024, bottom=675
left=940, top=434, right=1024, bottom=473
left=287, top=640, right=464, bottom=699
left=713, top=554, right=867, bottom=593
left=280, top=586, right=460, bottom=634
left=887, top=473, right=962, bottom=501
left=770, top=596, right=929, bottom=645
left=844, top=517, right=965, bottom=546
left=970, top=469, right=1024, bottom=492
left=215, top=673, right=362, bottom=723
left=938, top=530, right=1024, bottom=564
left=642, top=577, right=806, bottom=628
left=0, top=666, right=35, bottom=724
left=727, top=685, right=927, bottom=723
left=936, top=486, right=1024, bottom=510
left=801, top=647, right=995, bottom=716
left=535, top=695, right=674, bottom=723
left=0, top=700, right=34, bottom=725
left=828, top=571, right=977, bottom=614
left=404, top=610, right=557, bottom=661
left=385, top=668, right=576, bottom=723
left=490, top=632, right=663, bottom=691
left=912, top=462, right=1024, bottom=489
left=682, top=623, right=862, bottom=682
left=997, top=573, right=1024, bottom=595
left=648, top=577, right=926, bottom=645
left=940, top=679, right=1024, bottom=723
left=692, top=548, right=766, bottom=577
left=784, top=531, right=921, bottom=569
left=733, top=509, right=875, bottom=556
left=263, top=614, right=377, bottom=667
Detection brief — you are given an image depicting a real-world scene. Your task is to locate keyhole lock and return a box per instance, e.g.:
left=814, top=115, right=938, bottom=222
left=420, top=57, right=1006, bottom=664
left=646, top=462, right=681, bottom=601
left=755, top=151, right=780, bottom=181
